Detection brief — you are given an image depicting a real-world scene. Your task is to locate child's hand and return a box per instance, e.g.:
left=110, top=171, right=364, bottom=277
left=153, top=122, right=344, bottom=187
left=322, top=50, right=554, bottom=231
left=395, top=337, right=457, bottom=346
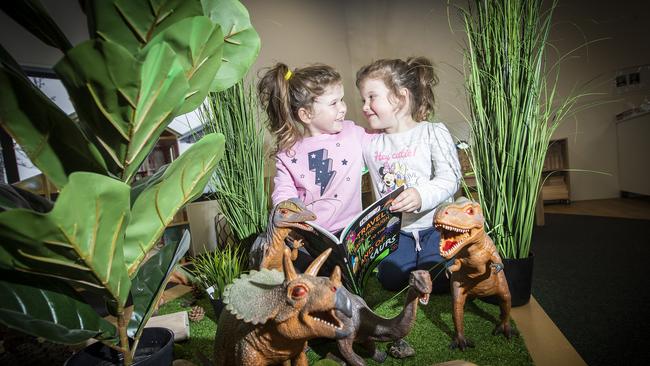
left=390, top=188, right=422, bottom=212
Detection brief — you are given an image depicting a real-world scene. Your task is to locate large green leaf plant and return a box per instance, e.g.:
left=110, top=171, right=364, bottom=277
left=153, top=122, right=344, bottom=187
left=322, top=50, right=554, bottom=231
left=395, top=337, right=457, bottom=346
left=0, top=0, right=260, bottom=364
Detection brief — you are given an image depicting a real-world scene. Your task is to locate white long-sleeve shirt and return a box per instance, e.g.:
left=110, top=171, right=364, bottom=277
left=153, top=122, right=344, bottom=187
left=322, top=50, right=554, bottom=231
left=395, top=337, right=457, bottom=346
left=362, top=122, right=461, bottom=232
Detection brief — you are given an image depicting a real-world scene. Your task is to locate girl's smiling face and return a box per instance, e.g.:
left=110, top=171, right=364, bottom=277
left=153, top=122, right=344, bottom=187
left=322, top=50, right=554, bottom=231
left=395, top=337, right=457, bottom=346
left=358, top=78, right=402, bottom=132
left=301, top=83, right=347, bottom=137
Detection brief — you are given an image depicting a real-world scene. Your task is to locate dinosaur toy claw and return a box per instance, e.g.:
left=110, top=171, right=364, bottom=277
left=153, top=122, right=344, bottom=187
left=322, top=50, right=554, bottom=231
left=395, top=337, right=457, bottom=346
left=493, top=323, right=519, bottom=339
left=450, top=336, right=475, bottom=351
left=490, top=262, right=504, bottom=273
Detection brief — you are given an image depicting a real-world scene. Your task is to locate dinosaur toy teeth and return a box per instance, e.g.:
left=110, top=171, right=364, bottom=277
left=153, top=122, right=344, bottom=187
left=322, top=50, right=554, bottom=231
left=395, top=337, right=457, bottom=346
left=419, top=293, right=430, bottom=305
left=436, top=223, right=470, bottom=233
left=281, top=220, right=315, bottom=231
left=436, top=223, right=473, bottom=257
left=310, top=310, right=343, bottom=330
left=295, top=222, right=315, bottom=231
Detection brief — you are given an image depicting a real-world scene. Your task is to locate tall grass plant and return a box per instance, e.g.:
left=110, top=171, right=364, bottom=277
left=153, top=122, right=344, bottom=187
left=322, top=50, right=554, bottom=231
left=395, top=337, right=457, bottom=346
left=199, top=80, right=268, bottom=245
left=460, top=0, right=589, bottom=258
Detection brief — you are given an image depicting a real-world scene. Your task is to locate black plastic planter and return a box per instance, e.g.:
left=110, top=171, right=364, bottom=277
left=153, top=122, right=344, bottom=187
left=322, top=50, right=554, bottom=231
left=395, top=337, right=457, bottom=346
left=482, top=252, right=535, bottom=307
left=65, top=327, right=174, bottom=366
left=210, top=297, right=225, bottom=317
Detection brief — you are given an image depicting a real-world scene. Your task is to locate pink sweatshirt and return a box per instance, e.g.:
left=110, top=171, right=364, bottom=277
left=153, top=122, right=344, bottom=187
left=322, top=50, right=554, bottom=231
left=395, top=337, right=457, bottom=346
left=272, top=121, right=367, bottom=232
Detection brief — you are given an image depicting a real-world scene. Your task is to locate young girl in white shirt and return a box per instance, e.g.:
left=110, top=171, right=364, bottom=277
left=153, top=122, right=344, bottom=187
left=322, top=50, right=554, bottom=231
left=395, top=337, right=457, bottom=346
left=356, top=57, right=461, bottom=291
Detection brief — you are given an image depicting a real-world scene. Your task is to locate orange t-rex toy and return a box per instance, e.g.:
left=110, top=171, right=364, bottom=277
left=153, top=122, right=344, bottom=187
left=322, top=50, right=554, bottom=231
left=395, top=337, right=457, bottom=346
left=434, top=197, right=517, bottom=350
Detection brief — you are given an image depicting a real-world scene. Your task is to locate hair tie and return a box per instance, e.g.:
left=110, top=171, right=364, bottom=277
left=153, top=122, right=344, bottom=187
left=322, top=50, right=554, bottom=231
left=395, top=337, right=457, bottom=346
left=284, top=69, right=293, bottom=81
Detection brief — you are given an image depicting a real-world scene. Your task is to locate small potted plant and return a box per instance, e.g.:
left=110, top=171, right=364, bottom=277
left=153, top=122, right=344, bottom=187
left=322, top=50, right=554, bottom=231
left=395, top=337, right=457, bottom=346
left=0, top=0, right=260, bottom=364
left=189, top=244, right=248, bottom=316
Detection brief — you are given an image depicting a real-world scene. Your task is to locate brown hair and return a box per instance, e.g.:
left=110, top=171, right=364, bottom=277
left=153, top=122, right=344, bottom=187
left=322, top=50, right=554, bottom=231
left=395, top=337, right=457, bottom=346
left=257, top=63, right=342, bottom=155
left=355, top=57, right=439, bottom=121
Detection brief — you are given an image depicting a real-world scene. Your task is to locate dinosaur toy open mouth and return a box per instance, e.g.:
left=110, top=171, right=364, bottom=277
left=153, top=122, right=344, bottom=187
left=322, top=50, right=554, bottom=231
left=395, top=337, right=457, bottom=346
left=419, top=293, right=430, bottom=305
left=435, top=223, right=475, bottom=257
left=283, top=221, right=314, bottom=232
left=309, top=309, right=343, bottom=330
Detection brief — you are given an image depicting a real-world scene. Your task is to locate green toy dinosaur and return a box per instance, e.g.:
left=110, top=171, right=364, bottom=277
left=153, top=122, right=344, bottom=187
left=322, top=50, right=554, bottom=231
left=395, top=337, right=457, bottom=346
left=434, top=197, right=517, bottom=350
left=249, top=198, right=316, bottom=271
left=214, top=247, right=353, bottom=365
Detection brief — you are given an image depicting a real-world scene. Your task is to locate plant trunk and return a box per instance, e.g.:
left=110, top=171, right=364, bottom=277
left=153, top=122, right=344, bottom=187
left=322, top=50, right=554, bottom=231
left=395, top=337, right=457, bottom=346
left=117, top=305, right=134, bottom=366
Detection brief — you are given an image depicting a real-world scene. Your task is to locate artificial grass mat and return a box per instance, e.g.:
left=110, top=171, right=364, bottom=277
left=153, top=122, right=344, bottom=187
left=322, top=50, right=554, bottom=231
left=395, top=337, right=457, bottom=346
left=158, top=277, right=532, bottom=365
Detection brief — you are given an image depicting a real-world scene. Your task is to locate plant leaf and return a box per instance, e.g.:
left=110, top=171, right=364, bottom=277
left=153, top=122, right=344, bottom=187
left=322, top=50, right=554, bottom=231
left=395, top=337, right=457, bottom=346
left=0, top=45, right=109, bottom=188
left=0, top=273, right=117, bottom=344
left=127, top=230, right=190, bottom=338
left=0, top=172, right=132, bottom=306
left=0, top=183, right=53, bottom=213
left=125, top=42, right=189, bottom=182
left=54, top=39, right=139, bottom=177
left=84, top=0, right=202, bottom=54
left=129, top=164, right=169, bottom=207
left=202, top=0, right=260, bottom=91
left=144, top=16, right=225, bottom=114
left=55, top=40, right=190, bottom=182
left=0, top=0, right=72, bottom=51
left=124, top=133, right=224, bottom=275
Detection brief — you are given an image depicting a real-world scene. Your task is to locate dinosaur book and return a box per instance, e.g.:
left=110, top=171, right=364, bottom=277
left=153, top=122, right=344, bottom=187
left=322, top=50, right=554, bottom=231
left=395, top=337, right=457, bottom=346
left=301, top=186, right=404, bottom=295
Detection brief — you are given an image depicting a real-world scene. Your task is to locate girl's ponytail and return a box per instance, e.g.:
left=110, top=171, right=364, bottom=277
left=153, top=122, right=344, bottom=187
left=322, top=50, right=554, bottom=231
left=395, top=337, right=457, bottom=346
left=257, top=63, right=300, bottom=155
left=406, top=56, right=439, bottom=121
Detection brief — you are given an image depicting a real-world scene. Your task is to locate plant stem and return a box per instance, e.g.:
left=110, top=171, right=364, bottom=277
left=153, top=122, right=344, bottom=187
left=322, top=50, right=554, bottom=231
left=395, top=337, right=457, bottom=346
left=117, top=303, right=134, bottom=366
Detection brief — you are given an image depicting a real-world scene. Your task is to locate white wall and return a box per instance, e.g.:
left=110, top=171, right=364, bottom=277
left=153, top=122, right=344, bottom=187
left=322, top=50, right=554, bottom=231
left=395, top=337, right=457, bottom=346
left=544, top=0, right=650, bottom=200
left=242, top=0, right=650, bottom=200
left=0, top=1, right=86, bottom=67
left=2, top=0, right=649, bottom=201
left=340, top=0, right=469, bottom=140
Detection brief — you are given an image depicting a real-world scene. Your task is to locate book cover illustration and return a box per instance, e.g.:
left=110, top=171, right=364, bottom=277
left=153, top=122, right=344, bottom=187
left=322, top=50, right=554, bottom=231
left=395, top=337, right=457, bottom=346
left=299, top=186, right=404, bottom=295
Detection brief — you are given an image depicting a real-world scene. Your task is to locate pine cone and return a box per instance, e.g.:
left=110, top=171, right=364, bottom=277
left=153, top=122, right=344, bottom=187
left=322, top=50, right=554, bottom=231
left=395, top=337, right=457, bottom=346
left=188, top=306, right=205, bottom=322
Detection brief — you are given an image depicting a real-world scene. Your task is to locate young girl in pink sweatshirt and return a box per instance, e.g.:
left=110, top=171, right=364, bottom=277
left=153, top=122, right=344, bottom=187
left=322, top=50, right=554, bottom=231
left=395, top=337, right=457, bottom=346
left=258, top=63, right=366, bottom=234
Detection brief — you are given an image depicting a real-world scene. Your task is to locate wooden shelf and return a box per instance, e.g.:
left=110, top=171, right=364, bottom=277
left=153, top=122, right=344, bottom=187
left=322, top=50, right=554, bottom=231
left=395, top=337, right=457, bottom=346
left=541, top=139, right=570, bottom=203
left=455, top=141, right=569, bottom=226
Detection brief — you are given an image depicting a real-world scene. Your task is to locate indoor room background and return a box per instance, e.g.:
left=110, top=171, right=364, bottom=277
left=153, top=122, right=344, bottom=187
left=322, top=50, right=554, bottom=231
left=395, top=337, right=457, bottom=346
left=1, top=0, right=648, bottom=201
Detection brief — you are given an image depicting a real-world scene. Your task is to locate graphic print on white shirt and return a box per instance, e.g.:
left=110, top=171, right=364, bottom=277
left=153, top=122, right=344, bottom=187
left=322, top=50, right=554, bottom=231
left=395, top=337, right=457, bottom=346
left=377, top=161, right=418, bottom=194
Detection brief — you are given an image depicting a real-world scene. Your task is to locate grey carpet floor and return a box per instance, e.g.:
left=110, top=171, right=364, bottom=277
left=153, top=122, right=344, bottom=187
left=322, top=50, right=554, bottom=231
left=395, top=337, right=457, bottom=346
left=531, top=213, right=650, bottom=366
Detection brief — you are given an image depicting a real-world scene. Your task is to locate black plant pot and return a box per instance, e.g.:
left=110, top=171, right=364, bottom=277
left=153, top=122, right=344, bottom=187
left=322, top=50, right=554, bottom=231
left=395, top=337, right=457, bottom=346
left=481, top=252, right=534, bottom=307
left=210, top=296, right=225, bottom=317
left=65, top=327, right=174, bottom=366
left=205, top=285, right=225, bottom=318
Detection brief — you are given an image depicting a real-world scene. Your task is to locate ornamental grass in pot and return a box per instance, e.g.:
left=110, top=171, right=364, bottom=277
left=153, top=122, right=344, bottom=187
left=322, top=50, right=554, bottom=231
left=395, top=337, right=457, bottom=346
left=0, top=0, right=259, bottom=364
left=198, top=79, right=269, bottom=250
left=459, top=0, right=592, bottom=305
left=188, top=244, right=247, bottom=316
